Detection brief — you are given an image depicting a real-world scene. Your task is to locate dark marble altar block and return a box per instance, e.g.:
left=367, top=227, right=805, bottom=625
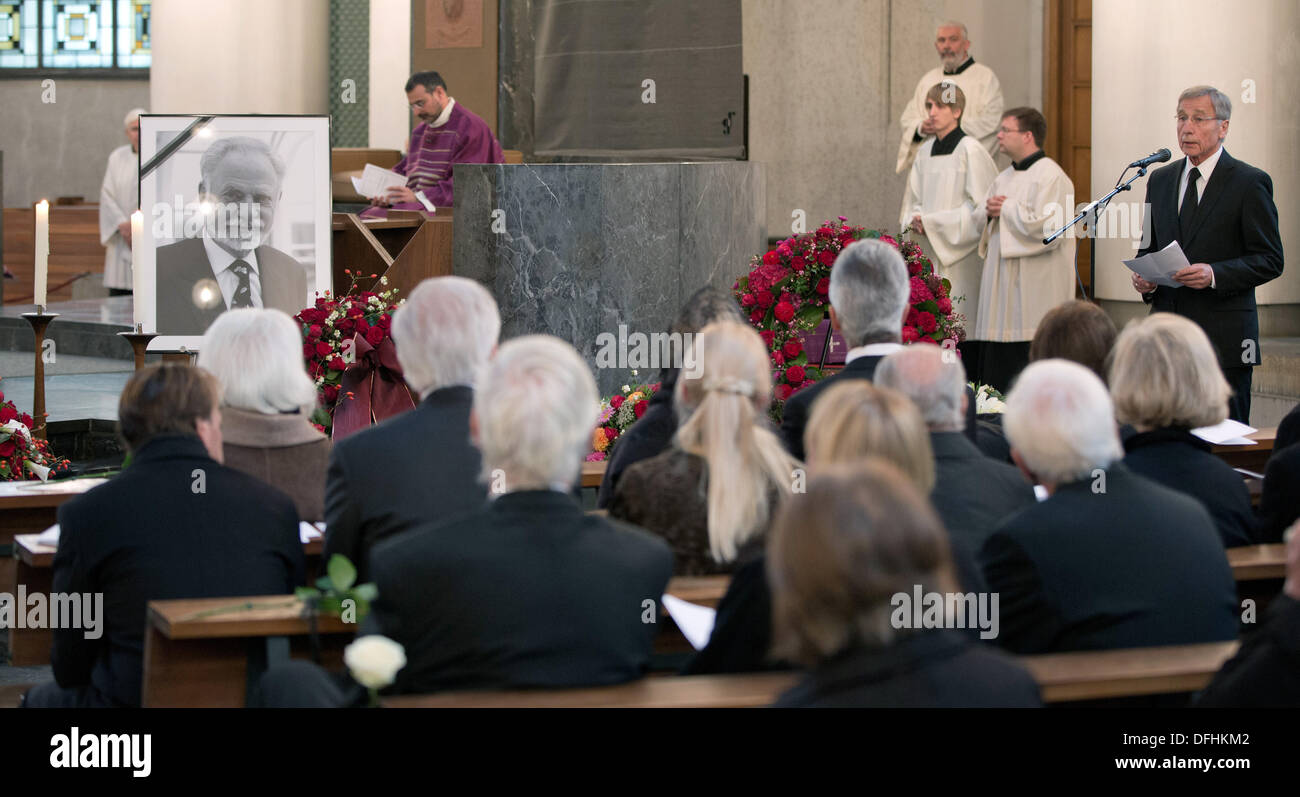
left=454, top=162, right=765, bottom=394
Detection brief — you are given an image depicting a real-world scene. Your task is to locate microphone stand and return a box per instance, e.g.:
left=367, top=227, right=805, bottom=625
left=1043, top=162, right=1151, bottom=302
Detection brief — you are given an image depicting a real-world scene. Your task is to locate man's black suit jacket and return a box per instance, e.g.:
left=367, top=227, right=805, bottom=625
left=930, top=431, right=1038, bottom=555
left=323, top=386, right=486, bottom=583
left=51, top=436, right=304, bottom=707
left=1139, top=149, right=1283, bottom=370
left=980, top=464, right=1238, bottom=654
left=1196, top=595, right=1300, bottom=707
left=772, top=631, right=1042, bottom=707
left=155, top=236, right=308, bottom=335
left=1258, top=443, right=1300, bottom=543
left=361, top=490, right=673, bottom=694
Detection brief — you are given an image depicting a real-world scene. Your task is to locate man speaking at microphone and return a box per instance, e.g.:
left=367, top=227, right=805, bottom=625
left=1131, top=86, right=1283, bottom=423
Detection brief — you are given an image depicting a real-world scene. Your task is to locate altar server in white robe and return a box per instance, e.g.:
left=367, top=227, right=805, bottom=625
left=896, top=21, right=1004, bottom=174
left=98, top=107, right=145, bottom=295
left=973, top=107, right=1076, bottom=392
left=900, top=82, right=998, bottom=335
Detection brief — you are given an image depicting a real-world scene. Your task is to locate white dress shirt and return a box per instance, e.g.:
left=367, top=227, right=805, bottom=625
left=844, top=341, right=904, bottom=365
left=203, top=235, right=263, bottom=309
left=1178, top=144, right=1222, bottom=211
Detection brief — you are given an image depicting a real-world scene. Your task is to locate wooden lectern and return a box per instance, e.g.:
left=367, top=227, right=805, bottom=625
left=330, top=210, right=453, bottom=298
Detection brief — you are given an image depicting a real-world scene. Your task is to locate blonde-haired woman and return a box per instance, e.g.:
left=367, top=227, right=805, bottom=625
left=804, top=380, right=935, bottom=488
left=199, top=308, right=330, bottom=522
left=1111, top=312, right=1255, bottom=547
left=805, top=379, right=987, bottom=596
left=609, top=320, right=799, bottom=576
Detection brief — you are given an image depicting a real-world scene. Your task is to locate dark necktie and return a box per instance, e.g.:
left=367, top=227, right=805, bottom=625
left=1178, top=167, right=1200, bottom=240
left=229, top=259, right=254, bottom=308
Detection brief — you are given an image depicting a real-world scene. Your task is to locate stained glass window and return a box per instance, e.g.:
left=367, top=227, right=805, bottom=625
left=0, top=0, right=147, bottom=72
left=0, top=1, right=40, bottom=68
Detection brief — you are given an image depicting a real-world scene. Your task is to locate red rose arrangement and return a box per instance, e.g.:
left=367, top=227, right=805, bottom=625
left=588, top=373, right=660, bottom=462
left=734, top=219, right=965, bottom=413
left=0, top=387, right=70, bottom=481
left=295, top=271, right=403, bottom=434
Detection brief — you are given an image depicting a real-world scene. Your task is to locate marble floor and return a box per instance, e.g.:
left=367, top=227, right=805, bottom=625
left=0, top=295, right=134, bottom=326
left=0, top=353, right=132, bottom=421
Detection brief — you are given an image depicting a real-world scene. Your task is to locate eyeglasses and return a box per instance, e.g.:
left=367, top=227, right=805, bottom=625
left=998, top=126, right=1027, bottom=135
left=1175, top=115, right=1222, bottom=126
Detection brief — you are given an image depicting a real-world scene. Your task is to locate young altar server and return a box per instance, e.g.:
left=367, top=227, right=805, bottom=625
left=972, top=107, right=1076, bottom=392
left=900, top=82, right=998, bottom=338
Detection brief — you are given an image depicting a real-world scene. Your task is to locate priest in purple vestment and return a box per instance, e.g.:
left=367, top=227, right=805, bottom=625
left=367, top=71, right=504, bottom=215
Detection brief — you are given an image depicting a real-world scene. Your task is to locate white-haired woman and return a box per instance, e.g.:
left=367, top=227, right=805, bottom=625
left=199, top=308, right=330, bottom=521
left=1110, top=312, right=1255, bottom=547
left=608, top=320, right=801, bottom=577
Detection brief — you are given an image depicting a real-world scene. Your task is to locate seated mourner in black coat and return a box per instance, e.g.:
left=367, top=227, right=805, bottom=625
left=1258, top=444, right=1300, bottom=543
left=23, top=365, right=304, bottom=708
left=1121, top=427, right=1256, bottom=548
left=768, top=461, right=1039, bottom=707
left=364, top=490, right=672, bottom=693
left=981, top=463, right=1238, bottom=654
left=1196, top=532, right=1300, bottom=707
left=324, top=276, right=503, bottom=582
left=772, top=630, right=1041, bottom=708
left=1109, top=311, right=1258, bottom=548
left=981, top=359, right=1238, bottom=656
left=323, top=385, right=486, bottom=582
left=929, top=430, right=1037, bottom=555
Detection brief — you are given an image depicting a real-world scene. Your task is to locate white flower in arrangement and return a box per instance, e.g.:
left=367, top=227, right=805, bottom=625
left=971, top=383, right=1007, bottom=415
left=344, top=635, right=407, bottom=690
left=2, top=419, right=32, bottom=444
left=621, top=384, right=630, bottom=393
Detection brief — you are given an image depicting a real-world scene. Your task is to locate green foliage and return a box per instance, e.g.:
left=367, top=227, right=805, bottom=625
left=296, top=554, right=378, bottom=622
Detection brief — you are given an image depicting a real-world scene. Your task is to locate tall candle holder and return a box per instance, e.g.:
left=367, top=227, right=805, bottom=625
left=117, top=322, right=157, bottom=371
left=20, top=308, right=58, bottom=440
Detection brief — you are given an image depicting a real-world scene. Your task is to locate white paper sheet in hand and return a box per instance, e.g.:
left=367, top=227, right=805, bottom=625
left=353, top=163, right=407, bottom=199
left=1123, top=240, right=1188, bottom=289
left=661, top=594, right=717, bottom=651
left=1192, top=419, right=1258, bottom=446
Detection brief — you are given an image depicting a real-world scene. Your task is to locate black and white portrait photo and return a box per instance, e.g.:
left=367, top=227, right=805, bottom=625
left=138, top=115, right=331, bottom=347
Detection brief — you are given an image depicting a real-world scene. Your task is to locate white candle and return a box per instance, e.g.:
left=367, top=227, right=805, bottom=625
left=33, top=199, right=49, bottom=309
left=130, top=211, right=145, bottom=330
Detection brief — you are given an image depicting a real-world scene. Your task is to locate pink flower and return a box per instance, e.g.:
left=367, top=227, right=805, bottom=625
left=774, top=302, right=795, bottom=324
left=918, top=311, right=938, bottom=333
left=902, top=326, right=921, bottom=343
left=937, top=297, right=953, bottom=314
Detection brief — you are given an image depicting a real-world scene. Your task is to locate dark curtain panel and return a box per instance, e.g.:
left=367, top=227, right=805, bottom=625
left=532, top=0, right=744, bottom=158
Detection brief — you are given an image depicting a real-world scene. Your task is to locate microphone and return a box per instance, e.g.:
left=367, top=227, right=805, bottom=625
left=1129, top=148, right=1171, bottom=168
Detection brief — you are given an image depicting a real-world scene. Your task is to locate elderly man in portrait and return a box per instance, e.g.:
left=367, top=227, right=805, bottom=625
left=155, top=136, right=308, bottom=335
left=896, top=21, right=1004, bottom=174
left=1130, top=85, right=1284, bottom=423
